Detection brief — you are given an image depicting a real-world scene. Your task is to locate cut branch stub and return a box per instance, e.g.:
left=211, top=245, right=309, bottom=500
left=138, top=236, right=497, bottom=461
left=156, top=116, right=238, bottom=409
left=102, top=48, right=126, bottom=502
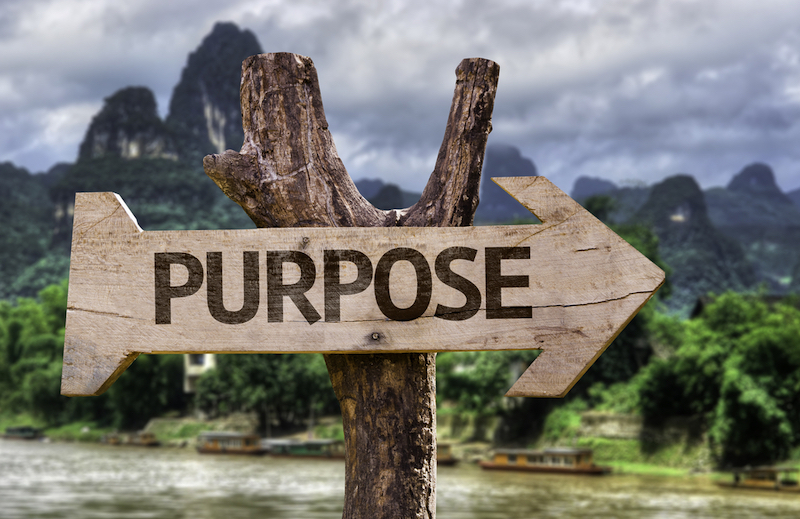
left=401, top=57, right=499, bottom=228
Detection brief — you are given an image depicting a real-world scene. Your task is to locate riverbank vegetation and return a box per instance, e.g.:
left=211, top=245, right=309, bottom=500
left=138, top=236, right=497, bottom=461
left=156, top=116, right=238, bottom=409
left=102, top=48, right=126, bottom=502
left=2, top=272, right=800, bottom=471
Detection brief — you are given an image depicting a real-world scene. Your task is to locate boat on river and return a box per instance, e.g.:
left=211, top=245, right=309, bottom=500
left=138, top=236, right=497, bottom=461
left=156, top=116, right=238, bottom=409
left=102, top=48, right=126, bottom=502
left=480, top=447, right=610, bottom=475
left=2, top=426, right=43, bottom=440
left=101, top=431, right=160, bottom=446
left=196, top=431, right=267, bottom=455
left=263, top=438, right=345, bottom=459
left=437, top=442, right=459, bottom=466
left=717, top=466, right=800, bottom=492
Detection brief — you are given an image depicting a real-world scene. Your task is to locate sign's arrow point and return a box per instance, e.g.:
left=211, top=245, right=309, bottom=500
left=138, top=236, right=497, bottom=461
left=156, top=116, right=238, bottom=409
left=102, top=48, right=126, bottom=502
left=493, top=176, right=665, bottom=397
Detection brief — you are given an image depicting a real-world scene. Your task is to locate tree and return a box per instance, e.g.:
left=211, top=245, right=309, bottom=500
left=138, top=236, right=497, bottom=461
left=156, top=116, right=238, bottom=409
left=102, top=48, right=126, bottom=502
left=105, top=354, right=186, bottom=430
left=637, top=292, right=800, bottom=466
left=202, top=52, right=498, bottom=518
left=195, top=353, right=337, bottom=432
left=0, top=281, right=69, bottom=422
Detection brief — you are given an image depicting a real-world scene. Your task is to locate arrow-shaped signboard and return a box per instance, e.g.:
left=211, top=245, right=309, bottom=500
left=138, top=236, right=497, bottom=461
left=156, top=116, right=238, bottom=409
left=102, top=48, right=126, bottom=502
left=61, top=177, right=664, bottom=398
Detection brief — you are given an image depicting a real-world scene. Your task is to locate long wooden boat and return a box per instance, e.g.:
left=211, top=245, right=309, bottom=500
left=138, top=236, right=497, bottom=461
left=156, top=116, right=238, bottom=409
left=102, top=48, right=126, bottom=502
left=129, top=431, right=160, bottom=446
left=2, top=426, right=43, bottom=440
left=264, top=438, right=345, bottom=459
left=437, top=442, right=459, bottom=466
left=480, top=447, right=610, bottom=475
left=101, top=431, right=160, bottom=446
left=196, top=431, right=267, bottom=455
left=717, top=466, right=800, bottom=492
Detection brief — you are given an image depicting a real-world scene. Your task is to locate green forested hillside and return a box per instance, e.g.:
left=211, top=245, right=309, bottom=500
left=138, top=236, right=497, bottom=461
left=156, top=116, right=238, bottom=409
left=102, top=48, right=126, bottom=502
left=0, top=163, right=65, bottom=299
left=633, top=175, right=756, bottom=312
left=0, top=156, right=255, bottom=302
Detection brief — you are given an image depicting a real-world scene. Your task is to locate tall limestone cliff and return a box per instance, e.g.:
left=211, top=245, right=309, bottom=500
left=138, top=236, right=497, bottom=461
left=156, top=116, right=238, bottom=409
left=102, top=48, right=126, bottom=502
left=726, top=162, right=795, bottom=206
left=78, top=87, right=176, bottom=161
left=635, top=175, right=756, bottom=311
left=165, top=22, right=263, bottom=162
left=1, top=23, right=262, bottom=301
left=474, top=144, right=538, bottom=223
left=705, top=163, right=800, bottom=292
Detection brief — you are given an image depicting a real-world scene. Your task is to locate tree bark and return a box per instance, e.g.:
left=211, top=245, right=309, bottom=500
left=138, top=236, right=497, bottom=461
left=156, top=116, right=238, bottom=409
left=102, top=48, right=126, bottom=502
left=204, top=52, right=498, bottom=519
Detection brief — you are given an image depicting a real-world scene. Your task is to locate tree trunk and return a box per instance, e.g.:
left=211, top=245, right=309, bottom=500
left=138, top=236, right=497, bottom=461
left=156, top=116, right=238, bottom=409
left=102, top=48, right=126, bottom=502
left=204, top=52, right=499, bottom=519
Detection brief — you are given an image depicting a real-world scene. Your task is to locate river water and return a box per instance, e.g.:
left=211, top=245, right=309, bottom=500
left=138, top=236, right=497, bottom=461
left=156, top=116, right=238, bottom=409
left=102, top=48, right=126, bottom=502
left=2, top=439, right=799, bottom=518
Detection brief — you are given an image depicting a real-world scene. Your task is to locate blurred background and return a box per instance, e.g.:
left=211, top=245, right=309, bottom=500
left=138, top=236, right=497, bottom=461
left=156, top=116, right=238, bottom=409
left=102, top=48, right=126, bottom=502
left=2, top=1, right=800, bottom=517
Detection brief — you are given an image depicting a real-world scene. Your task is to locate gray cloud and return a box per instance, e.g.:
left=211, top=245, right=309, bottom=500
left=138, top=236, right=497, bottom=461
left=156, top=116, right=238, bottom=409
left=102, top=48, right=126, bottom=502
left=1, top=0, right=799, bottom=194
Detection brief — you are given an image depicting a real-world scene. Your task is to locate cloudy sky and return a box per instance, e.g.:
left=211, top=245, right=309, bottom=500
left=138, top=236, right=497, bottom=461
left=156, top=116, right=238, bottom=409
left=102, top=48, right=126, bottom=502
left=2, top=0, right=800, bottom=194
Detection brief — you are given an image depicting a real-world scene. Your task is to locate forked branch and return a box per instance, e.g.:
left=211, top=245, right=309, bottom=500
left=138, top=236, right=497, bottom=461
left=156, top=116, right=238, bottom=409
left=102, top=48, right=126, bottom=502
left=203, top=52, right=499, bottom=519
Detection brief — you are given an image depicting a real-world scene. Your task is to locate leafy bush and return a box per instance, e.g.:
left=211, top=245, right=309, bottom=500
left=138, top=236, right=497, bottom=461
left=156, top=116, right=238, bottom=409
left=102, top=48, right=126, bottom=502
left=195, top=353, right=338, bottom=432
left=637, top=292, right=800, bottom=466
left=0, top=280, right=186, bottom=430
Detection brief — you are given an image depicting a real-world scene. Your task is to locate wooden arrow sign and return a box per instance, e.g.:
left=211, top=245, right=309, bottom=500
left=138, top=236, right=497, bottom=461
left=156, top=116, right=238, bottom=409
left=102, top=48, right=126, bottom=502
left=61, top=176, right=664, bottom=398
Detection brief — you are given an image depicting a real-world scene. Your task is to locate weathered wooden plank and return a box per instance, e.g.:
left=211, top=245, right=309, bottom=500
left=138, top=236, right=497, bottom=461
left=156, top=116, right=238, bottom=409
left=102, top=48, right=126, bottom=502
left=62, top=176, right=664, bottom=397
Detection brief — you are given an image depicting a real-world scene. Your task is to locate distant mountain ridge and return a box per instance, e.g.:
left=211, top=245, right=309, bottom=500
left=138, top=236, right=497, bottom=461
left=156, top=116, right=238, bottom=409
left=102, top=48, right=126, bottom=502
left=80, top=22, right=263, bottom=166
left=705, top=163, right=800, bottom=293
left=789, top=187, right=800, bottom=207
left=1, top=22, right=799, bottom=308
left=0, top=22, right=263, bottom=298
left=570, top=163, right=800, bottom=311
left=0, top=22, right=432, bottom=299
left=473, top=144, right=539, bottom=223
left=353, top=179, right=420, bottom=209
left=633, top=175, right=757, bottom=310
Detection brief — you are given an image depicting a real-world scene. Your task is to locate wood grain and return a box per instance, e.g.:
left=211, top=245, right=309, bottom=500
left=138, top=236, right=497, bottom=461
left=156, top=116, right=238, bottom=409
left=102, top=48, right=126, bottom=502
left=62, top=177, right=663, bottom=397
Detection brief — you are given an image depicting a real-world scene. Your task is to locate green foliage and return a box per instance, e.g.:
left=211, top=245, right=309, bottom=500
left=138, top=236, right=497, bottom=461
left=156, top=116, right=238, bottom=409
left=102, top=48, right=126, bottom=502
left=0, top=281, right=69, bottom=421
left=3, top=154, right=255, bottom=301
left=541, top=398, right=587, bottom=442
left=576, top=436, right=711, bottom=472
left=194, top=353, right=338, bottom=431
left=50, top=156, right=253, bottom=237
left=7, top=255, right=71, bottom=301
left=637, top=292, right=800, bottom=466
left=43, top=421, right=114, bottom=443
left=585, top=379, right=641, bottom=414
left=0, top=163, right=55, bottom=299
left=582, top=195, right=618, bottom=223
left=0, top=280, right=186, bottom=430
left=572, top=305, right=654, bottom=393
left=314, top=420, right=345, bottom=441
left=436, top=350, right=539, bottom=416
left=791, top=259, right=800, bottom=294
left=105, top=354, right=186, bottom=430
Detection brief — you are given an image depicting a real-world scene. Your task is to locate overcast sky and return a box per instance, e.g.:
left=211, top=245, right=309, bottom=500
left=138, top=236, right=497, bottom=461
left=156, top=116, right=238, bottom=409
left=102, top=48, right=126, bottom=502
left=2, top=0, right=800, bottom=194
